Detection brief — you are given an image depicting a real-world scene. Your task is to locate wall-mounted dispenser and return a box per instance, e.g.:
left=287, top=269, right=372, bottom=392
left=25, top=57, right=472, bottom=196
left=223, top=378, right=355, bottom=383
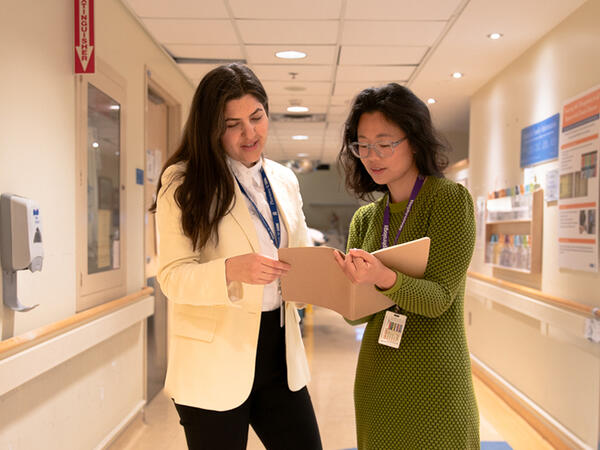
left=0, top=193, right=43, bottom=311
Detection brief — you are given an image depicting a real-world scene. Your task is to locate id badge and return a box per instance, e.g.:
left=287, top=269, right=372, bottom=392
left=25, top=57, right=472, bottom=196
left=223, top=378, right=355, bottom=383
left=378, top=310, right=407, bottom=348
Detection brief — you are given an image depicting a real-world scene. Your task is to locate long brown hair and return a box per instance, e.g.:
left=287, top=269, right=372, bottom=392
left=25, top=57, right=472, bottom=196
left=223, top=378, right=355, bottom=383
left=150, top=63, right=269, bottom=251
left=338, top=83, right=448, bottom=201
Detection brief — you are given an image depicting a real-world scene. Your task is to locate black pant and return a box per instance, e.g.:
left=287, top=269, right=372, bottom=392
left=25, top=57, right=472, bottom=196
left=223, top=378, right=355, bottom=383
left=174, top=308, right=322, bottom=450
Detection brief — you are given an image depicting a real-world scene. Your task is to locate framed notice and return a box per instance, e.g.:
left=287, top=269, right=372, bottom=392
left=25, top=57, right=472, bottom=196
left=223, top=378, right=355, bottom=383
left=558, top=85, right=599, bottom=272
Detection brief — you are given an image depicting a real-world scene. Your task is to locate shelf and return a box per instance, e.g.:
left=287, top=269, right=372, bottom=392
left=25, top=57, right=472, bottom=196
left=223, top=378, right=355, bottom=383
left=484, top=189, right=543, bottom=277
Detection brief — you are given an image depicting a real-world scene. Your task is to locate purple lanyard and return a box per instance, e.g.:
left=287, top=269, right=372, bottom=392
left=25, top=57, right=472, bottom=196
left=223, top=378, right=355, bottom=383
left=381, top=175, right=425, bottom=248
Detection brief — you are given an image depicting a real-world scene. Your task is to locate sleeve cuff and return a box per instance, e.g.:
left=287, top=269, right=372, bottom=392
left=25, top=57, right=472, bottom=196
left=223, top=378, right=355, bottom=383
left=375, top=270, right=404, bottom=295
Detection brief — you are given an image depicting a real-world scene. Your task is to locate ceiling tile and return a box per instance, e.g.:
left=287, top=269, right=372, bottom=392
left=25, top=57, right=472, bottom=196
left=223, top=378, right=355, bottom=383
left=237, top=20, right=339, bottom=44
left=275, top=122, right=327, bottom=134
left=251, top=64, right=333, bottom=82
left=124, top=0, right=229, bottom=18
left=327, top=105, right=351, bottom=116
left=327, top=113, right=350, bottom=122
left=262, top=81, right=332, bottom=95
left=333, top=82, right=383, bottom=97
left=269, top=94, right=330, bottom=107
left=229, top=0, right=342, bottom=19
left=165, top=44, right=244, bottom=60
left=330, top=95, right=355, bottom=106
left=179, top=64, right=222, bottom=81
left=339, top=46, right=428, bottom=65
left=143, top=19, right=238, bottom=45
left=336, top=65, right=414, bottom=82
left=342, top=21, right=445, bottom=46
left=345, top=0, right=462, bottom=20
left=245, top=45, right=337, bottom=65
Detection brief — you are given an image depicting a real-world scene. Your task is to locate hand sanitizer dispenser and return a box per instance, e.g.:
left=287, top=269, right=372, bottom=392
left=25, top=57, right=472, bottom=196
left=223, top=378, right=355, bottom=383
left=0, top=193, right=42, bottom=311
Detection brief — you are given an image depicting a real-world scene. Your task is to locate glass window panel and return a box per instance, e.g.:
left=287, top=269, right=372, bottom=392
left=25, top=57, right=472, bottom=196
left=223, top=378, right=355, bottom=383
left=87, top=84, right=121, bottom=274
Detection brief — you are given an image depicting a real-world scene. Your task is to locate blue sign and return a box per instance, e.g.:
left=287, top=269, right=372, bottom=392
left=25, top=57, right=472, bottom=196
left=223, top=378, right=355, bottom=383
left=520, top=113, right=560, bottom=167
left=136, top=168, right=144, bottom=185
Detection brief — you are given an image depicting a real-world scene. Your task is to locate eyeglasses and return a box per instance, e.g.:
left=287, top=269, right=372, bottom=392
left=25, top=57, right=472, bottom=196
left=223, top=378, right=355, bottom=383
left=348, top=137, right=408, bottom=159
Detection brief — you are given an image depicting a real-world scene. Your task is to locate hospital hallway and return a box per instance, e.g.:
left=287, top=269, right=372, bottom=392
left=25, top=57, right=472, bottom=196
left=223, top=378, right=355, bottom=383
left=110, top=307, right=552, bottom=450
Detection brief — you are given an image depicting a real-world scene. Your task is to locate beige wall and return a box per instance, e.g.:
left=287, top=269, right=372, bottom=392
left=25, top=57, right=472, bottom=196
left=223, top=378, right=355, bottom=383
left=0, top=0, right=194, bottom=334
left=0, top=0, right=194, bottom=447
left=467, top=0, right=600, bottom=447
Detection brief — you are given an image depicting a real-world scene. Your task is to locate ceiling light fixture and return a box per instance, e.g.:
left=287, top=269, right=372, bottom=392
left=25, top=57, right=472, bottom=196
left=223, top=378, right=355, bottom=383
left=487, top=32, right=503, bottom=40
left=109, top=105, right=120, bottom=110
left=92, top=142, right=99, bottom=148
left=275, top=50, right=307, bottom=60
left=427, top=98, right=436, bottom=104
left=452, top=72, right=463, bottom=79
left=292, top=136, right=309, bottom=141
left=287, top=106, right=309, bottom=113
left=297, top=153, right=309, bottom=157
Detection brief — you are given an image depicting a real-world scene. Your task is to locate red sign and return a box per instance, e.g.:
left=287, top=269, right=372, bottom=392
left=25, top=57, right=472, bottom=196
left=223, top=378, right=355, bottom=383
left=74, top=0, right=95, bottom=73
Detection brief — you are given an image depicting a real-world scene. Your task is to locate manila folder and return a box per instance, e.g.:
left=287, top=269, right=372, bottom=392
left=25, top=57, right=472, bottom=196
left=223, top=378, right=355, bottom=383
left=278, top=237, right=430, bottom=320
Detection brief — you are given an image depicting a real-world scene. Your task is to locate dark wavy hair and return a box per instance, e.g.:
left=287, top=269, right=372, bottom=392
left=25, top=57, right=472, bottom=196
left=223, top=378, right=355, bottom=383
left=150, top=63, right=269, bottom=251
left=337, top=83, right=449, bottom=201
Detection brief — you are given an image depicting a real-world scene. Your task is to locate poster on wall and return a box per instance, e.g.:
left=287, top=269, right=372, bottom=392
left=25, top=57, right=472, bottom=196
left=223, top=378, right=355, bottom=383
left=558, top=84, right=599, bottom=272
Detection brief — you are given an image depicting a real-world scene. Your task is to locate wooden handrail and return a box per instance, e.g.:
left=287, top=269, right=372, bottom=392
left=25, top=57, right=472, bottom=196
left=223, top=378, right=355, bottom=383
left=468, top=271, right=599, bottom=318
left=0, top=287, right=154, bottom=360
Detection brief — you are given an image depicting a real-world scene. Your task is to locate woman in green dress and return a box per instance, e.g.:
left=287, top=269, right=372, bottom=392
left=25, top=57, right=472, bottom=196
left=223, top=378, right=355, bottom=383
left=334, top=83, right=480, bottom=449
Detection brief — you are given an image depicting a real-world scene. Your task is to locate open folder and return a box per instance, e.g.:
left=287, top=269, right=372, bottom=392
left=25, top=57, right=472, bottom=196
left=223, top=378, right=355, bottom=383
left=278, top=237, right=430, bottom=320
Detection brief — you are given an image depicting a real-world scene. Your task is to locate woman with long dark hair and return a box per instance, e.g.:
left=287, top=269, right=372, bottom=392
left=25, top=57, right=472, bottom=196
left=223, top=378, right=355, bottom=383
left=334, top=83, right=479, bottom=449
left=152, top=63, right=321, bottom=450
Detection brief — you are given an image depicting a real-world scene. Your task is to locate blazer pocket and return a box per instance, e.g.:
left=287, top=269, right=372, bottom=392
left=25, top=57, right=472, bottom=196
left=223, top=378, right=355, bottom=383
left=173, top=308, right=217, bottom=342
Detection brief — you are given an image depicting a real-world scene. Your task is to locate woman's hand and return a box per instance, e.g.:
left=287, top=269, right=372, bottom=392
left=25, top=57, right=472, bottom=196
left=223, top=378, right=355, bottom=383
left=225, top=253, right=291, bottom=285
left=333, top=249, right=397, bottom=290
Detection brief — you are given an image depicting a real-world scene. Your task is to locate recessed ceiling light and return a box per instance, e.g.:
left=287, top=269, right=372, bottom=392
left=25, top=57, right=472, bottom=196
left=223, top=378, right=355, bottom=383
left=487, top=32, right=503, bottom=40
left=297, top=153, right=309, bottom=157
left=452, top=72, right=463, bottom=79
left=275, top=50, right=307, bottom=60
left=287, top=106, right=309, bottom=113
left=427, top=98, right=436, bottom=104
left=109, top=105, right=120, bottom=110
left=92, top=142, right=99, bottom=148
left=292, top=135, right=309, bottom=141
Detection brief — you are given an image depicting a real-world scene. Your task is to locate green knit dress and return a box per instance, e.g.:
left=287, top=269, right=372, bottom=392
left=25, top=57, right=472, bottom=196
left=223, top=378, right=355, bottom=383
left=347, top=176, right=479, bottom=450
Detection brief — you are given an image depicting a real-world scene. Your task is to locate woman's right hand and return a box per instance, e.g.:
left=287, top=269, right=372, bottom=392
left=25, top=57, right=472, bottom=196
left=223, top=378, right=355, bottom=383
left=225, top=253, right=291, bottom=285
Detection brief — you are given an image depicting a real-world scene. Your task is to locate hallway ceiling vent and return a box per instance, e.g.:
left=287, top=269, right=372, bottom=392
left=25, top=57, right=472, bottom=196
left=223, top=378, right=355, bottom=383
left=270, top=113, right=326, bottom=123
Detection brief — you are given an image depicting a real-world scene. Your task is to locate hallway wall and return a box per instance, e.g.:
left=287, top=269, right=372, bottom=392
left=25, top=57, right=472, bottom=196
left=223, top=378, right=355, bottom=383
left=466, top=0, right=600, bottom=447
left=0, top=0, right=194, bottom=334
left=0, top=1, right=194, bottom=448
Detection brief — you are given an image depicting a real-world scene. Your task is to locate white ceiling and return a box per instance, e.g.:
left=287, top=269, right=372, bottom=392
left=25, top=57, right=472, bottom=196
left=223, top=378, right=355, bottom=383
left=123, top=0, right=585, bottom=164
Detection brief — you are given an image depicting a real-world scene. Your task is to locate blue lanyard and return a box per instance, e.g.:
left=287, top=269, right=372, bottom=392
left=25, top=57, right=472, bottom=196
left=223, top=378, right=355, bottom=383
left=235, top=167, right=281, bottom=249
left=381, top=175, right=425, bottom=248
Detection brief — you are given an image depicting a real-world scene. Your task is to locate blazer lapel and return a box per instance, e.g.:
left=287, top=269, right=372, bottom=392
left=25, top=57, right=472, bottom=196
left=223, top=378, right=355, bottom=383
left=229, top=181, right=260, bottom=252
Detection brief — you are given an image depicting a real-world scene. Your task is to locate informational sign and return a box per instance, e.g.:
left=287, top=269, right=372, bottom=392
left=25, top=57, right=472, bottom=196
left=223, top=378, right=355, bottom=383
left=74, top=0, right=95, bottom=74
left=520, top=113, right=560, bottom=167
left=558, top=85, right=599, bottom=272
left=524, top=161, right=559, bottom=203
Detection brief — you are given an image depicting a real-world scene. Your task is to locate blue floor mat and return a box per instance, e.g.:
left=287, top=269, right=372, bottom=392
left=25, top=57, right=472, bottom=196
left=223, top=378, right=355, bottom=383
left=481, top=442, right=512, bottom=450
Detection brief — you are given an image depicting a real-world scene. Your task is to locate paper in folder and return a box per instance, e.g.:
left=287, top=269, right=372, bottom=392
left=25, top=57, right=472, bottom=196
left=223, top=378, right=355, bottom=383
left=278, top=237, right=430, bottom=320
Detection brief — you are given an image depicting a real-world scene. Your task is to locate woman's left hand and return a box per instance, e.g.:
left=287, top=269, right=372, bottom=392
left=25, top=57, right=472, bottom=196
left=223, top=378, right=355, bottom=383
left=333, top=249, right=397, bottom=290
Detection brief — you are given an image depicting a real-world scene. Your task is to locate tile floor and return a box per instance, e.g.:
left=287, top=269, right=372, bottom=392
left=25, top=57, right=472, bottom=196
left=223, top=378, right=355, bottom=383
left=110, top=307, right=553, bottom=450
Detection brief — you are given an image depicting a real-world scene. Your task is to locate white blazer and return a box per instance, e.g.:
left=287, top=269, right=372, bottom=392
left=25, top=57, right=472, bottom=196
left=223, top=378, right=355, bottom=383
left=156, top=158, right=311, bottom=411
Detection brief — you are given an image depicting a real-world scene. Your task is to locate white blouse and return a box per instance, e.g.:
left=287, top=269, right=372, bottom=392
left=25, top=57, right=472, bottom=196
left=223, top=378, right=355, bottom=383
left=227, top=156, right=289, bottom=312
